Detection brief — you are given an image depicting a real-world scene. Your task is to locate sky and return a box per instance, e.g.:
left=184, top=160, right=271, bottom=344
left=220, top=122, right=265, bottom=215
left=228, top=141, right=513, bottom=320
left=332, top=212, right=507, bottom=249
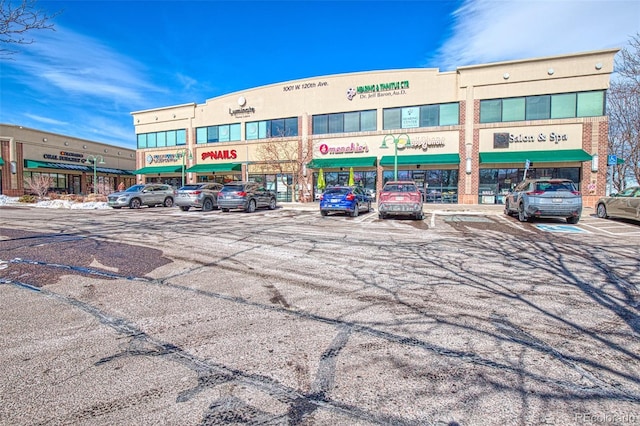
left=0, top=0, right=638, bottom=150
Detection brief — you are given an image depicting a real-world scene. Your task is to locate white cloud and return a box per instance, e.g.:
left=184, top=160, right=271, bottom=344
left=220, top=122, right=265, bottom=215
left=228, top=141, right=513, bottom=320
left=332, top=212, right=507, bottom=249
left=23, top=113, right=68, bottom=126
left=7, top=25, right=166, bottom=107
left=430, top=0, right=640, bottom=71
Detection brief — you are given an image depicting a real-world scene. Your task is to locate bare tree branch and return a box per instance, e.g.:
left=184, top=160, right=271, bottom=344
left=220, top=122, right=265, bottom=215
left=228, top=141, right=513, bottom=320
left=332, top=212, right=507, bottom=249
left=1, top=0, right=59, bottom=57
left=608, top=32, right=640, bottom=190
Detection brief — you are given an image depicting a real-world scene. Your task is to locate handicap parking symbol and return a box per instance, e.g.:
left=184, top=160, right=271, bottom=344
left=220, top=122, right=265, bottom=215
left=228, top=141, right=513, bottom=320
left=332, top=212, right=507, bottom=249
left=535, top=224, right=589, bottom=233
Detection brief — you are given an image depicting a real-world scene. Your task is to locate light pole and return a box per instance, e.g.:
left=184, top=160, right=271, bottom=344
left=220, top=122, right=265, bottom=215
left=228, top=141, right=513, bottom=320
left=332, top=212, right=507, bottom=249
left=380, top=134, right=411, bottom=181
left=176, top=148, right=193, bottom=187
left=84, top=155, right=105, bottom=194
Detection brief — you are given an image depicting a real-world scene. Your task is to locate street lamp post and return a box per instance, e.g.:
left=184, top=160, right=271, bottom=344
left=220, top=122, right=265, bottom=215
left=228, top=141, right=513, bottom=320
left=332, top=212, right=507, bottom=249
left=84, top=155, right=105, bottom=194
left=380, top=134, right=411, bottom=181
left=176, top=148, right=193, bottom=188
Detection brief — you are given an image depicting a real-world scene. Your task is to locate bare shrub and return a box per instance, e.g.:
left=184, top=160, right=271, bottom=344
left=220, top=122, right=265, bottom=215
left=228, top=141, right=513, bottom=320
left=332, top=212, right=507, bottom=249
left=24, top=175, right=53, bottom=199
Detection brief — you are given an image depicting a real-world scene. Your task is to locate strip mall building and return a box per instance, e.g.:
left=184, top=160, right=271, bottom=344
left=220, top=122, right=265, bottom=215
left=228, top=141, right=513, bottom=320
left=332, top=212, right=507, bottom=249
left=0, top=125, right=136, bottom=196
left=131, top=48, right=618, bottom=207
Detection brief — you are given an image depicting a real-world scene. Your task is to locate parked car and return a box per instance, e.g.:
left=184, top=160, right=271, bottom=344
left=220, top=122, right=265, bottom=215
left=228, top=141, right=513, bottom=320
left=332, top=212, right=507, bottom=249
left=503, top=178, right=582, bottom=223
left=319, top=186, right=371, bottom=217
left=378, top=181, right=424, bottom=220
left=217, top=182, right=277, bottom=212
left=175, top=182, right=223, bottom=211
left=107, top=184, right=176, bottom=209
left=596, top=186, right=640, bottom=222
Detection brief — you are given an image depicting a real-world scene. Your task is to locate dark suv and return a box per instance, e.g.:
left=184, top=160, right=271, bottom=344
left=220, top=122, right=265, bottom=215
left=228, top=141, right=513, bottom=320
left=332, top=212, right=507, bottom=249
left=175, top=182, right=223, bottom=211
left=217, top=182, right=277, bottom=212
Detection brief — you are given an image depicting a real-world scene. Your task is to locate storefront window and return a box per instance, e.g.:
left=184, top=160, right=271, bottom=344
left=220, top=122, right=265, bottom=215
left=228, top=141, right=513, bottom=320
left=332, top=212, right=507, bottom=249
left=479, top=167, right=581, bottom=204
left=382, top=169, right=458, bottom=203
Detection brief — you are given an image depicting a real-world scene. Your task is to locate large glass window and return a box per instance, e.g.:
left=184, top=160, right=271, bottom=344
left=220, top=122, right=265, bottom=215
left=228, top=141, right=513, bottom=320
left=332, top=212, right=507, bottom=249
left=246, top=117, right=298, bottom=139
left=551, top=93, right=576, bottom=119
left=577, top=91, right=605, bottom=116
left=480, top=90, right=605, bottom=123
left=525, top=95, right=551, bottom=120
left=156, top=131, right=167, bottom=147
left=312, top=110, right=376, bottom=134
left=343, top=111, right=360, bottom=132
left=439, top=103, right=459, bottom=125
left=383, top=103, right=459, bottom=130
left=137, top=129, right=186, bottom=148
left=196, top=124, right=240, bottom=143
left=480, top=100, right=502, bottom=123
left=502, top=98, right=525, bottom=122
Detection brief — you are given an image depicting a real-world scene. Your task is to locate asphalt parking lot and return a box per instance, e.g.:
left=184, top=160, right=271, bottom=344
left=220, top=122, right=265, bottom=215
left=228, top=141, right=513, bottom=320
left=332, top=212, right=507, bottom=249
left=1, top=203, right=639, bottom=425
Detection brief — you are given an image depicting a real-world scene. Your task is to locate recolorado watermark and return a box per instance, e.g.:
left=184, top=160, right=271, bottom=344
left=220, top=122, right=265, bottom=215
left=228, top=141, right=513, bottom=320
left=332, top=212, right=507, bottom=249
left=574, top=412, right=638, bottom=424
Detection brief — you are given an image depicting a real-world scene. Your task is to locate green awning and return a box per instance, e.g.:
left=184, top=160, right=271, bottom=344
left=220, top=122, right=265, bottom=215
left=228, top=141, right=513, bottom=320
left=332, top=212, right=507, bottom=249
left=306, top=156, right=377, bottom=169
left=479, top=149, right=593, bottom=164
left=25, top=159, right=91, bottom=172
left=24, top=159, right=133, bottom=174
left=186, top=163, right=242, bottom=173
left=133, top=166, right=183, bottom=174
left=380, top=154, right=460, bottom=166
left=0, top=158, right=4, bottom=165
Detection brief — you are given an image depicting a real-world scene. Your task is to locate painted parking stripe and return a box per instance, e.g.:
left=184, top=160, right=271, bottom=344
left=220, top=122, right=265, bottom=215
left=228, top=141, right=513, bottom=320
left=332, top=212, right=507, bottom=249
left=534, top=224, right=590, bottom=234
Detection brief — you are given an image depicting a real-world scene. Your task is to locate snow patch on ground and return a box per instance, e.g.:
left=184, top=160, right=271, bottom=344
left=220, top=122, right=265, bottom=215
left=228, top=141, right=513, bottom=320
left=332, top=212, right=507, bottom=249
left=0, top=195, right=110, bottom=209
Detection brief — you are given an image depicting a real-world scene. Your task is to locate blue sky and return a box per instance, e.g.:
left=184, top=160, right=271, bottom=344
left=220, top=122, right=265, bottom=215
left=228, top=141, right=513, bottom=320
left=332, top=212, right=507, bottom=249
left=1, top=0, right=638, bottom=149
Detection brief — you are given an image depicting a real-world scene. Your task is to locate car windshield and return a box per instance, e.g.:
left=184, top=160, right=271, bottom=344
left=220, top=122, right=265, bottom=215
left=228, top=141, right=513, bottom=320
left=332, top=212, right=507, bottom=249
left=125, top=185, right=145, bottom=193
left=536, top=181, right=575, bottom=192
left=324, top=188, right=350, bottom=195
left=384, top=184, right=417, bottom=192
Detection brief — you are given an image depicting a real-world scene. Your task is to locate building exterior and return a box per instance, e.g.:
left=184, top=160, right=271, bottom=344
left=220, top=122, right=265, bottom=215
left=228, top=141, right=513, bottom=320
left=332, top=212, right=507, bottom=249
left=0, top=125, right=136, bottom=197
left=131, top=48, right=618, bottom=206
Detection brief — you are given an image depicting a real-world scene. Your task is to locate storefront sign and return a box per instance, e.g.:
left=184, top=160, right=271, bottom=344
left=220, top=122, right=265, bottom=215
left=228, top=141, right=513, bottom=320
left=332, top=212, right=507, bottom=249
left=202, top=149, right=237, bottom=161
left=43, top=151, right=85, bottom=163
left=347, top=80, right=410, bottom=100
left=229, top=106, right=255, bottom=117
left=494, top=131, right=569, bottom=148
left=146, top=153, right=179, bottom=164
left=406, top=136, right=446, bottom=151
left=319, top=143, right=369, bottom=155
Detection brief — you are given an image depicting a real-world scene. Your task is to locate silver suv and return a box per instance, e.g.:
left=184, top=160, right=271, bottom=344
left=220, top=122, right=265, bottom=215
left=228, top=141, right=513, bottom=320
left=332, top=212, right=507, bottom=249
left=504, top=178, right=582, bottom=223
left=175, top=182, right=223, bottom=211
left=217, top=182, right=277, bottom=212
left=108, top=184, right=176, bottom=209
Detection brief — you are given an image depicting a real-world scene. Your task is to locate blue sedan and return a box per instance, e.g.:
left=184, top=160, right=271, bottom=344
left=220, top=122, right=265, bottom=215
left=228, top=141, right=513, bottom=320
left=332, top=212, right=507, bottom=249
left=320, top=186, right=372, bottom=217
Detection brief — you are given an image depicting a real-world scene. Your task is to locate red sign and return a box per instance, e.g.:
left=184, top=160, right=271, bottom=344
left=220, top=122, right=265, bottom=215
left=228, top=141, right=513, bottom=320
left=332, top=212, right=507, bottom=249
left=202, top=150, right=237, bottom=161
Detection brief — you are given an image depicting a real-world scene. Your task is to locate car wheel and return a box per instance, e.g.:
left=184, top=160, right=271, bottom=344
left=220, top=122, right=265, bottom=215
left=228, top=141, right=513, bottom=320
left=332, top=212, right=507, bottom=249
left=379, top=212, right=386, bottom=219
left=202, top=198, right=214, bottom=212
left=416, top=212, right=424, bottom=220
left=129, top=198, right=141, bottom=209
left=222, top=208, right=230, bottom=212
left=351, top=203, right=359, bottom=217
left=518, top=203, right=530, bottom=222
left=321, top=210, right=328, bottom=216
left=245, top=199, right=257, bottom=213
left=504, top=200, right=511, bottom=216
left=566, top=216, right=580, bottom=224
left=163, top=197, right=174, bottom=208
left=596, top=203, right=608, bottom=219
left=367, top=201, right=371, bottom=212
left=268, top=197, right=277, bottom=210
left=179, top=206, right=189, bottom=211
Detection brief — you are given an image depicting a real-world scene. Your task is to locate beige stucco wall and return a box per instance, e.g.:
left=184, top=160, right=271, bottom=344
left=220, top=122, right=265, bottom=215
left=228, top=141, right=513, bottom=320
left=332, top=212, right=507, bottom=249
left=130, top=48, right=619, bottom=205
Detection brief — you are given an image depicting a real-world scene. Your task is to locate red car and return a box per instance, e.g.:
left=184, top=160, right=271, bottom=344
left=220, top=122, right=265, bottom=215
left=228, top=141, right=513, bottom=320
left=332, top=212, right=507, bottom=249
left=378, top=181, right=424, bottom=220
